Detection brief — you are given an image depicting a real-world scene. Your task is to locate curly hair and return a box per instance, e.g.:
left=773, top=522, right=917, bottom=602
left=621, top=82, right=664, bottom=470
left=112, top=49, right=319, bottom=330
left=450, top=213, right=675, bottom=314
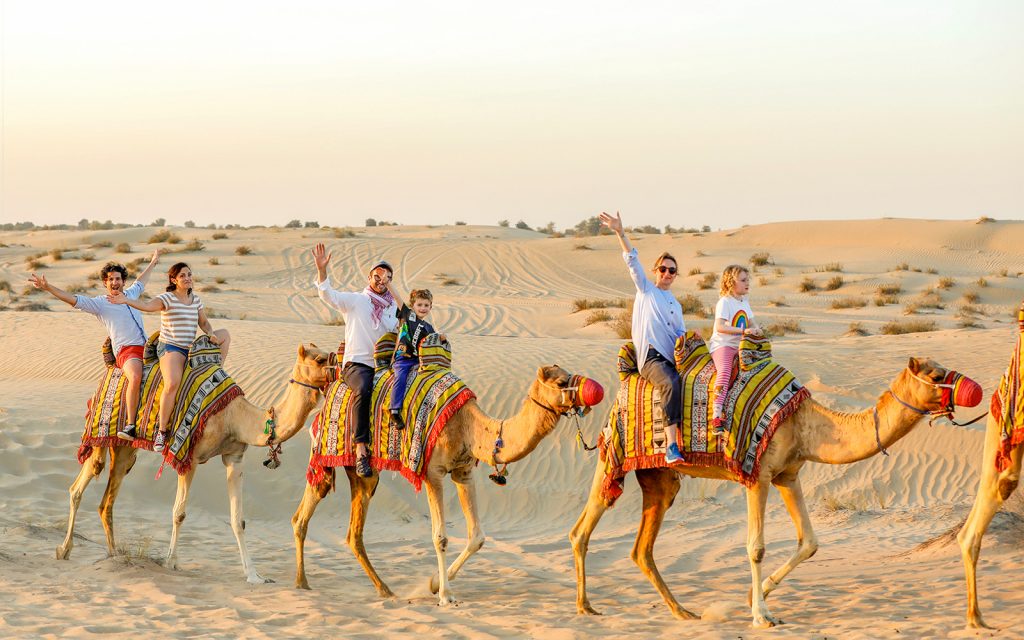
left=409, top=288, right=433, bottom=305
left=100, top=262, right=128, bottom=283
left=719, top=264, right=749, bottom=297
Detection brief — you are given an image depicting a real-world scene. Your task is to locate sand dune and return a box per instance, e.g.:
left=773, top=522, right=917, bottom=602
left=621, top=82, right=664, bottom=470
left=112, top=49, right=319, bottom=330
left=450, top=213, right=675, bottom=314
left=2, top=219, right=1023, bottom=638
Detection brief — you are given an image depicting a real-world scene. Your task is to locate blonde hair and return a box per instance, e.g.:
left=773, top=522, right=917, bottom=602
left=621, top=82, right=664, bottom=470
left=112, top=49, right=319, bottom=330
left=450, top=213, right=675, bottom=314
left=652, top=251, right=677, bottom=270
left=719, top=264, right=749, bottom=297
left=409, top=288, right=433, bottom=305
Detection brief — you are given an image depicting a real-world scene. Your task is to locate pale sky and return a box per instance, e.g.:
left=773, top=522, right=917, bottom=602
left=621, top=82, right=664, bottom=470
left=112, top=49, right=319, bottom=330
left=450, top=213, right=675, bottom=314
left=1, top=0, right=1022, bottom=230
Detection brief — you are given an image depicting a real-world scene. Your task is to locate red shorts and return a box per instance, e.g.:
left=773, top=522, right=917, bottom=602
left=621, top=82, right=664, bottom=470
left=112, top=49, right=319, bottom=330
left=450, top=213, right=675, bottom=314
left=116, top=345, right=145, bottom=369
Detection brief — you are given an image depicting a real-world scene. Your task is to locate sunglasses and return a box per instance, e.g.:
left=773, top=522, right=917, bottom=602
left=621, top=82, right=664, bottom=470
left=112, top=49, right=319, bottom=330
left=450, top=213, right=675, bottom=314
left=657, top=266, right=678, bottom=275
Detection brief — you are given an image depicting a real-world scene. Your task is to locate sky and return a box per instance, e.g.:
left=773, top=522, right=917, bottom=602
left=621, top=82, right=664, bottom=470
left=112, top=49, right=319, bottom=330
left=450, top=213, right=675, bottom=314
left=1, top=0, right=1022, bottom=230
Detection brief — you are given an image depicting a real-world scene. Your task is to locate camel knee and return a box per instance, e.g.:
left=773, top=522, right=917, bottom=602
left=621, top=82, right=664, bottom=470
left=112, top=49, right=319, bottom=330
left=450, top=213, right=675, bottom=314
left=748, top=543, right=765, bottom=564
left=800, top=536, right=818, bottom=559
left=174, top=511, right=186, bottom=525
left=468, top=534, right=484, bottom=553
left=434, top=533, right=449, bottom=553
left=998, top=476, right=1019, bottom=501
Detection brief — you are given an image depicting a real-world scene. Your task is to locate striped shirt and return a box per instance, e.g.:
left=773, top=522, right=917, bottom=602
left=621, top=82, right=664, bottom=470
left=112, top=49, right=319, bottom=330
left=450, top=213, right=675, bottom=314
left=157, top=291, right=204, bottom=348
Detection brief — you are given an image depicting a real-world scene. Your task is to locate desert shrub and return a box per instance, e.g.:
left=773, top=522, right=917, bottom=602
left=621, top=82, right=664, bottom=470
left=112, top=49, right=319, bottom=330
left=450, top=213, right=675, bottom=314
left=90, top=240, right=113, bottom=249
left=976, top=277, right=988, bottom=288
left=694, top=249, right=706, bottom=258
left=998, top=268, right=1010, bottom=277
left=768, top=297, right=787, bottom=307
left=115, top=242, right=132, bottom=253
left=880, top=319, right=937, bottom=335
left=214, top=277, right=227, bottom=284
left=324, top=317, right=345, bottom=326
left=893, top=262, right=909, bottom=271
left=697, top=273, right=717, bottom=290
left=148, top=230, right=181, bottom=244
left=365, top=218, right=377, bottom=227
left=572, top=298, right=627, bottom=313
left=976, top=216, right=995, bottom=224
left=208, top=257, right=220, bottom=265
left=962, top=290, right=980, bottom=304
left=830, top=297, right=866, bottom=309
left=184, top=239, right=205, bottom=252
left=454, top=221, right=467, bottom=226
left=874, top=294, right=899, bottom=306
left=764, top=318, right=803, bottom=337
left=333, top=228, right=356, bottom=238
left=0, top=280, right=11, bottom=292
left=876, top=283, right=902, bottom=296
left=773, top=267, right=784, bottom=277
left=80, top=252, right=95, bottom=261
left=936, top=277, right=954, bottom=290
left=439, top=276, right=460, bottom=286
left=212, top=232, right=228, bottom=240
left=925, top=267, right=938, bottom=275
left=957, top=316, right=983, bottom=329
left=515, top=220, right=530, bottom=230
left=573, top=242, right=592, bottom=251
left=66, top=283, right=90, bottom=293
left=798, top=277, right=817, bottom=292
left=846, top=322, right=869, bottom=336
left=758, top=276, right=769, bottom=286
left=677, top=293, right=709, bottom=318
left=688, top=267, right=701, bottom=276
left=916, top=290, right=944, bottom=309
left=49, top=249, right=63, bottom=261
left=824, top=276, right=843, bottom=291
left=815, top=262, right=843, bottom=272
left=285, top=219, right=302, bottom=228
left=750, top=252, right=771, bottom=267
left=199, top=285, right=220, bottom=293
left=13, top=301, right=49, bottom=312
left=234, top=245, right=253, bottom=256
left=26, top=259, right=46, bottom=270
left=584, top=310, right=613, bottom=326
left=498, top=219, right=509, bottom=227
left=611, top=308, right=633, bottom=339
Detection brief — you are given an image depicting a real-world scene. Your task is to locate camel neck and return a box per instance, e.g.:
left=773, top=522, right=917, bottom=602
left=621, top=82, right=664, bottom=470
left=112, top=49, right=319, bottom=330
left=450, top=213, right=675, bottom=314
left=467, top=391, right=563, bottom=465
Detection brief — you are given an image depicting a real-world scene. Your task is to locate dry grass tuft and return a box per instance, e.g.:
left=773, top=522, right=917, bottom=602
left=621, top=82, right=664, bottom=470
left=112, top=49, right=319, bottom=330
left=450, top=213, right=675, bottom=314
left=764, top=318, right=803, bottom=337
left=212, top=232, right=229, bottom=240
left=962, top=290, right=980, bottom=304
left=768, top=297, right=787, bottom=307
left=584, top=310, right=613, bottom=326
left=798, top=277, right=817, bottom=292
left=830, top=296, right=866, bottom=309
left=677, top=293, right=709, bottom=318
left=611, top=308, right=632, bottom=339
left=876, top=283, right=902, bottom=296
left=824, top=275, right=844, bottom=291
left=184, top=239, right=205, bottom=252
left=880, top=319, right=937, bottom=335
left=115, top=242, right=132, bottom=253
left=750, top=252, right=771, bottom=267
left=234, top=245, right=253, bottom=256
left=845, top=322, right=870, bottom=337
left=572, top=298, right=628, bottom=313
left=815, top=262, right=843, bottom=273
left=697, top=273, right=717, bottom=290
left=936, top=277, right=954, bottom=290
left=688, top=266, right=702, bottom=276
left=573, top=242, right=593, bottom=251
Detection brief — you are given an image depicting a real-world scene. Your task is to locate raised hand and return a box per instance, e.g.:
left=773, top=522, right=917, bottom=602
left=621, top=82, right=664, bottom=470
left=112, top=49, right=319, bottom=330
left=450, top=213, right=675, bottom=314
left=312, top=243, right=331, bottom=271
left=150, top=248, right=164, bottom=264
left=599, top=211, right=624, bottom=235
left=27, top=273, right=48, bottom=291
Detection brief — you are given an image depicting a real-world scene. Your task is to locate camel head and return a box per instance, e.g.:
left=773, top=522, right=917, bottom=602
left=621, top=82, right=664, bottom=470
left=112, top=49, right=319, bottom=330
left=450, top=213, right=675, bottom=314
left=293, top=343, right=337, bottom=391
left=531, top=365, right=605, bottom=417
left=896, top=357, right=982, bottom=418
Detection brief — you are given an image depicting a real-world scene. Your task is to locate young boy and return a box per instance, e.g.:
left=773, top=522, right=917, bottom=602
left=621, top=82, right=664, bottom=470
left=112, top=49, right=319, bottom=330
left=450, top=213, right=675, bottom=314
left=388, top=288, right=435, bottom=429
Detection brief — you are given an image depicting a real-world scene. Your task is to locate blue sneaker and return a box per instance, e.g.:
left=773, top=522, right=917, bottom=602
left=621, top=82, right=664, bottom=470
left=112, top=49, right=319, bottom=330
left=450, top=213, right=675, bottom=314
left=665, top=443, right=684, bottom=465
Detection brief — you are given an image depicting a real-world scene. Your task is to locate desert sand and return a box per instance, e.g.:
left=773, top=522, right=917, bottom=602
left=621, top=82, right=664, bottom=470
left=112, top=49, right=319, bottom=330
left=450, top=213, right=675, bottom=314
left=1, top=219, right=1023, bottom=639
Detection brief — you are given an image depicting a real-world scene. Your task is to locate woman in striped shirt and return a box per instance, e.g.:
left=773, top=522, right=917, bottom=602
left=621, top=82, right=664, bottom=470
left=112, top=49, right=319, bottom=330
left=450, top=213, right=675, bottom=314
left=108, top=261, right=231, bottom=452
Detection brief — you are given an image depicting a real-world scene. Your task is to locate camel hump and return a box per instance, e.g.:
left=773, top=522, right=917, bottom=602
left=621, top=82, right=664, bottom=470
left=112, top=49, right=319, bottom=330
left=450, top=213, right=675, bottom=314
left=374, top=333, right=397, bottom=371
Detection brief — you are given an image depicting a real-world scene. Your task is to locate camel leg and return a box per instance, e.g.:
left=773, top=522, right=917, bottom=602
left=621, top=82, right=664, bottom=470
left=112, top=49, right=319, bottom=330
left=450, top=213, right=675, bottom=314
left=958, top=443, right=1022, bottom=629
left=424, top=471, right=455, bottom=605
left=344, top=468, right=394, bottom=598
left=165, top=467, right=196, bottom=570
left=98, top=446, right=138, bottom=557
left=746, top=481, right=779, bottom=628
left=292, top=470, right=332, bottom=590
left=223, top=454, right=270, bottom=584
left=570, top=461, right=612, bottom=616
left=57, top=447, right=107, bottom=559
left=633, top=468, right=698, bottom=620
left=430, top=467, right=484, bottom=593
left=754, top=469, right=817, bottom=602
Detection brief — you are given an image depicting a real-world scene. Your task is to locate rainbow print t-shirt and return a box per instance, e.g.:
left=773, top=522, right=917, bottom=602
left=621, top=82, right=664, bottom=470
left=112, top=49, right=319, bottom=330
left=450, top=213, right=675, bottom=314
left=708, top=296, right=755, bottom=353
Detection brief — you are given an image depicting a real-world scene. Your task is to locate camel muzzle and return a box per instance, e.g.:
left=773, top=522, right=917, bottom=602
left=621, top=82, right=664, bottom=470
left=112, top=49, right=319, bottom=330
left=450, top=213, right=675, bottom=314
left=943, top=371, right=982, bottom=408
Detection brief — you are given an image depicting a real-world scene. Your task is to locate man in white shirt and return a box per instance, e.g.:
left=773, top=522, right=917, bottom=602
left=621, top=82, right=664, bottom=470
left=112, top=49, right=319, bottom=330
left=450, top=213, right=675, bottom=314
left=600, top=212, right=687, bottom=465
left=29, top=250, right=162, bottom=440
left=312, top=242, right=399, bottom=477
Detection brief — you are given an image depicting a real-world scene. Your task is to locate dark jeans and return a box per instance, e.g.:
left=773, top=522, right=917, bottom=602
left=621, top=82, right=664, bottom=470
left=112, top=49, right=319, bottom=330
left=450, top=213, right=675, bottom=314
left=640, top=348, right=682, bottom=426
left=390, top=356, right=418, bottom=412
left=343, top=362, right=375, bottom=445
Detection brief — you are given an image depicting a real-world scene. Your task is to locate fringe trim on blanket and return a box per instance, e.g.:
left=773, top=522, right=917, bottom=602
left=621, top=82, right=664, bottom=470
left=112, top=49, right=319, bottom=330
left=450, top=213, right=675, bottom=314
left=77, top=436, right=155, bottom=464
left=992, top=392, right=1024, bottom=472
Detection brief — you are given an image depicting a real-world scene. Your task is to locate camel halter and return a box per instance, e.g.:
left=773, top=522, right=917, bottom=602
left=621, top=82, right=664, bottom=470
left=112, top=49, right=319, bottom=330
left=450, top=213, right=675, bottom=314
left=875, top=369, right=981, bottom=456
left=262, top=376, right=328, bottom=470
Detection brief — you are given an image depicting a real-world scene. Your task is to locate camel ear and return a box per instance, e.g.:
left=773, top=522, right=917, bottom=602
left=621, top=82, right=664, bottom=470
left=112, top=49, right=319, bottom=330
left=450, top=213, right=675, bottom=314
left=309, top=342, right=318, bottom=348
left=298, top=344, right=307, bottom=358
left=908, top=357, right=921, bottom=373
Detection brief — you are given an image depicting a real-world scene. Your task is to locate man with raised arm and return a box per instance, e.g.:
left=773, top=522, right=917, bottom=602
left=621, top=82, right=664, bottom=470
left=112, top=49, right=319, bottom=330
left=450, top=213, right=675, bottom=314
left=311, top=242, right=399, bottom=478
left=600, top=211, right=687, bottom=464
left=28, top=249, right=163, bottom=440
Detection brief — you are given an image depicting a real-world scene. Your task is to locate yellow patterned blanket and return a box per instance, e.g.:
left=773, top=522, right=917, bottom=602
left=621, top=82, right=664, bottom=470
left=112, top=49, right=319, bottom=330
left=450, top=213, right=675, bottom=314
left=307, top=333, right=475, bottom=491
left=599, top=332, right=809, bottom=502
left=78, top=333, right=242, bottom=475
left=991, top=323, right=1024, bottom=471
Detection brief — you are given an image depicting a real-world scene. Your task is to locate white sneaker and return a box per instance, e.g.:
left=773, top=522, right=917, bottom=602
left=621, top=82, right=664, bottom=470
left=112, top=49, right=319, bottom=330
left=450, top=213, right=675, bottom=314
left=153, top=430, right=167, bottom=453
left=116, top=424, right=137, bottom=440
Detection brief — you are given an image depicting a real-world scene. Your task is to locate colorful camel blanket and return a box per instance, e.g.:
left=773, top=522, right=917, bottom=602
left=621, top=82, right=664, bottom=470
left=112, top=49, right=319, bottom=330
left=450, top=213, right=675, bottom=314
left=306, top=333, right=475, bottom=491
left=78, top=334, right=242, bottom=475
left=599, top=332, right=809, bottom=503
left=79, top=334, right=163, bottom=462
left=990, top=329, right=1024, bottom=471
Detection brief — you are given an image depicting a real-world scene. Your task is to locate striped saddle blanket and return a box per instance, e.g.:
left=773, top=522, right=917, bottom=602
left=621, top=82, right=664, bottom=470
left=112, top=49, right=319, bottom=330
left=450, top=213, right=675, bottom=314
left=307, top=333, right=474, bottom=491
left=991, top=320, right=1024, bottom=471
left=78, top=333, right=242, bottom=475
left=599, top=332, right=809, bottom=503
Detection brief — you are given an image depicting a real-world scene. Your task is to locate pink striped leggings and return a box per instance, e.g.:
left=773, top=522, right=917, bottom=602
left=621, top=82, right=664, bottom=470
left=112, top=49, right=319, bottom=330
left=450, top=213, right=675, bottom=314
left=711, top=346, right=738, bottom=413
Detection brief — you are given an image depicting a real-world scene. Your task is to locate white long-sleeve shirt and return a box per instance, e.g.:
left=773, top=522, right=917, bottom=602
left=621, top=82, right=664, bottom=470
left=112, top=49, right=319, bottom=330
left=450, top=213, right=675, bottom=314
left=623, top=249, right=685, bottom=365
left=315, top=277, right=399, bottom=367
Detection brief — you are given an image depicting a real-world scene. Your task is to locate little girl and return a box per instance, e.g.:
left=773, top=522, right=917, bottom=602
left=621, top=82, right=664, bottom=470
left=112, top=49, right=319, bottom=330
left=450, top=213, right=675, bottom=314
left=109, top=262, right=230, bottom=452
left=707, top=265, right=762, bottom=435
left=387, top=285, right=435, bottom=430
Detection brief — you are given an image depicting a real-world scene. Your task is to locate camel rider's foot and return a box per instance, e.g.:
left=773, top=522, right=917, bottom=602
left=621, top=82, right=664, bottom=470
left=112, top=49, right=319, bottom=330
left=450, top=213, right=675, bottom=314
left=390, top=410, right=405, bottom=430
left=712, top=417, right=727, bottom=436
left=665, top=442, right=684, bottom=465
left=117, top=424, right=137, bottom=441
left=153, top=430, right=167, bottom=453
left=356, top=453, right=373, bottom=478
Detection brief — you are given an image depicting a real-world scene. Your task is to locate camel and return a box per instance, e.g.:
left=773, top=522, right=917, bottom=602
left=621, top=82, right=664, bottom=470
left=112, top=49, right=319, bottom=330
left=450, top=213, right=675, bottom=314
left=57, top=344, right=335, bottom=584
left=958, top=368, right=1023, bottom=628
left=570, top=357, right=979, bottom=628
left=292, top=364, right=603, bottom=605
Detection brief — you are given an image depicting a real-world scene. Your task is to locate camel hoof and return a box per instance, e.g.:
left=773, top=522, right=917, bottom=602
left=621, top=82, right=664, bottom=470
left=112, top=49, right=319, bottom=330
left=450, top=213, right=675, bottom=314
left=378, top=586, right=396, bottom=599
left=672, top=607, right=700, bottom=621
left=56, top=546, right=70, bottom=560
left=247, top=573, right=274, bottom=585
left=967, top=616, right=994, bottom=630
left=578, top=602, right=602, bottom=616
left=753, top=614, right=781, bottom=629
left=296, top=580, right=311, bottom=590
left=429, top=574, right=440, bottom=594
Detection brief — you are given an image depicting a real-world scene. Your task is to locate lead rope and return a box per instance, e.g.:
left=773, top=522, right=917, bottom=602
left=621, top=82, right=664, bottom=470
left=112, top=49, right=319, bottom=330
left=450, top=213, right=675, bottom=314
left=488, top=420, right=509, bottom=485
left=873, top=408, right=889, bottom=457
left=263, top=408, right=282, bottom=469
left=572, top=408, right=599, bottom=451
